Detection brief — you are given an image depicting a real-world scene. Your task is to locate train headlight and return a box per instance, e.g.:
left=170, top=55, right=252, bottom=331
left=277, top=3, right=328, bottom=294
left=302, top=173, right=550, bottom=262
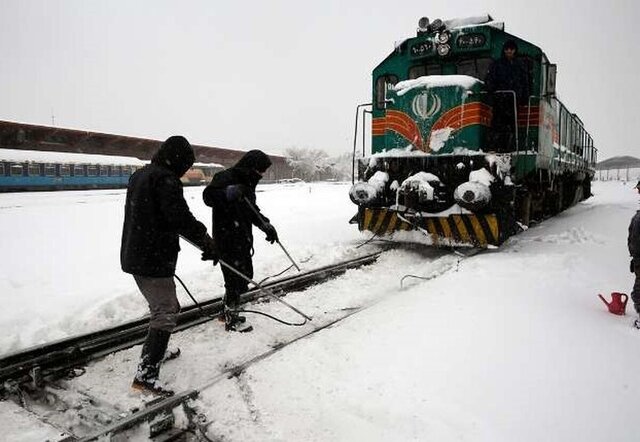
left=430, top=19, right=445, bottom=32
left=418, top=17, right=430, bottom=32
left=349, top=182, right=379, bottom=206
left=436, top=43, right=451, bottom=56
left=436, top=31, right=451, bottom=44
left=453, top=181, right=491, bottom=210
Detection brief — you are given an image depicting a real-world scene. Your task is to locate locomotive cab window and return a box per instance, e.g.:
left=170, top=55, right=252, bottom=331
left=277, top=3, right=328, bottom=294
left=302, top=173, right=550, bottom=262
left=375, top=74, right=398, bottom=109
left=456, top=58, right=492, bottom=81
left=408, top=64, right=442, bottom=80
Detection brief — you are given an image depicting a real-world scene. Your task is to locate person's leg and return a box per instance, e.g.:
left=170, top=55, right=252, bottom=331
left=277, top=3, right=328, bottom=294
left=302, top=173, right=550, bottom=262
left=220, top=254, right=253, bottom=332
left=632, top=262, right=640, bottom=315
left=132, top=275, right=180, bottom=395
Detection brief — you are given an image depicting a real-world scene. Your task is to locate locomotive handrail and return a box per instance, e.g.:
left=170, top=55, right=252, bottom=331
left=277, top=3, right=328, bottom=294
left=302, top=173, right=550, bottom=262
left=351, top=102, right=373, bottom=184
left=492, top=90, right=519, bottom=153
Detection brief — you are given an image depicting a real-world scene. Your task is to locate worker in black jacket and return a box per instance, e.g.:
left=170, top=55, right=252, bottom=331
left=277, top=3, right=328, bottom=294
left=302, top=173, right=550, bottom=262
left=630, top=181, right=640, bottom=327
left=485, top=39, right=531, bottom=152
left=203, top=150, right=277, bottom=333
left=121, top=135, right=217, bottom=395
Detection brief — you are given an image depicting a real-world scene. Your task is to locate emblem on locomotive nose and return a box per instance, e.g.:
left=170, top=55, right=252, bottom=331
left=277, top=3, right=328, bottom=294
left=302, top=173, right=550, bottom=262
left=412, top=91, right=441, bottom=119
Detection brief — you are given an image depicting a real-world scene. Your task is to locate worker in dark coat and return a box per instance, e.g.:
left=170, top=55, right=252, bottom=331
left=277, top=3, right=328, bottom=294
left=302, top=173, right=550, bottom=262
left=121, top=135, right=217, bottom=395
left=202, top=150, right=277, bottom=332
left=630, top=181, right=640, bottom=327
left=485, top=39, right=531, bottom=152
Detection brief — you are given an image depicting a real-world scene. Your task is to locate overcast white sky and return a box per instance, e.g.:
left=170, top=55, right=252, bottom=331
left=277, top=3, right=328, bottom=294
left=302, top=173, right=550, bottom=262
left=1, top=0, right=638, bottom=160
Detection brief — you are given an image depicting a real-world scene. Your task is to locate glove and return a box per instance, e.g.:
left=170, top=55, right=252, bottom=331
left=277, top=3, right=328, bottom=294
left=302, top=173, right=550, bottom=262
left=225, top=184, right=249, bottom=202
left=201, top=236, right=219, bottom=265
left=262, top=222, right=278, bottom=244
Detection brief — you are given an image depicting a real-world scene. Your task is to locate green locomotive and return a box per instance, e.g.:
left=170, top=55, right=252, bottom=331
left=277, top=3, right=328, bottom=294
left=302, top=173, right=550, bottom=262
left=349, top=15, right=597, bottom=247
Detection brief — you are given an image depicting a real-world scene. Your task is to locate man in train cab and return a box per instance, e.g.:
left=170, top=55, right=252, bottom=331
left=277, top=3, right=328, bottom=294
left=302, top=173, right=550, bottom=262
left=203, top=150, right=277, bottom=333
left=630, top=181, right=640, bottom=328
left=121, top=135, right=218, bottom=396
left=484, top=39, right=531, bottom=152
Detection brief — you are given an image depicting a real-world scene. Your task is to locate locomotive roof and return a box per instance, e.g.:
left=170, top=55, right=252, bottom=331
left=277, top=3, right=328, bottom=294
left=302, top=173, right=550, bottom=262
left=376, top=16, right=544, bottom=72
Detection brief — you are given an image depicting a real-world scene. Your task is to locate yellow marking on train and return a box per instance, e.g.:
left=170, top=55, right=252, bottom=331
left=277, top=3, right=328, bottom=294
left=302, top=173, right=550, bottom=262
left=439, top=217, right=453, bottom=239
left=486, top=215, right=499, bottom=241
left=363, top=209, right=374, bottom=231
left=387, top=212, right=398, bottom=232
left=373, top=209, right=387, bottom=233
left=422, top=218, right=435, bottom=243
left=453, top=215, right=471, bottom=243
left=469, top=215, right=488, bottom=246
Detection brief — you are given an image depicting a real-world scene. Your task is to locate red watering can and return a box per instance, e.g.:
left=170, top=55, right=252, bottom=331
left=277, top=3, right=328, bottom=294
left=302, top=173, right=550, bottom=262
left=598, top=292, right=628, bottom=315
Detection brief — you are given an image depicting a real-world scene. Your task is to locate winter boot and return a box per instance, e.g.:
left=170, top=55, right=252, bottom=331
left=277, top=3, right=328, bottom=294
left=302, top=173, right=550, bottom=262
left=225, top=308, right=253, bottom=333
left=162, top=346, right=181, bottom=363
left=131, top=328, right=175, bottom=396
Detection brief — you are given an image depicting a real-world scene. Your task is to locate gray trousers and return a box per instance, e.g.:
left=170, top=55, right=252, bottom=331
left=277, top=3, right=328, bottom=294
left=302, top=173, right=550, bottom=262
left=134, top=275, right=180, bottom=332
left=633, top=262, right=640, bottom=315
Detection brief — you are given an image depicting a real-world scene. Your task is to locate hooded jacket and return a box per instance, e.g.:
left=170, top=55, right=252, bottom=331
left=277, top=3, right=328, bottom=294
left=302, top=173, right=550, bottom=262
left=202, top=150, right=272, bottom=257
left=120, top=136, right=210, bottom=277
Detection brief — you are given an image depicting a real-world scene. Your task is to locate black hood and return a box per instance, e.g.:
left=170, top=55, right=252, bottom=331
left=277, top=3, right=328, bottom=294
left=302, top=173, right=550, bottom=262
left=232, top=150, right=272, bottom=186
left=151, top=135, right=195, bottom=177
left=234, top=150, right=272, bottom=173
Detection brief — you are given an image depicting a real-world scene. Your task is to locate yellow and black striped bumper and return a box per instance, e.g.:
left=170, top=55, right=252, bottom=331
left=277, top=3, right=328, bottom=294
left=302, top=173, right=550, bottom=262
left=359, top=208, right=501, bottom=247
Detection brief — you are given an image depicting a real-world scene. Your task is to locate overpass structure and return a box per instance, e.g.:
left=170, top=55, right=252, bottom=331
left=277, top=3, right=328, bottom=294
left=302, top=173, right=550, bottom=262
left=0, top=120, right=291, bottom=181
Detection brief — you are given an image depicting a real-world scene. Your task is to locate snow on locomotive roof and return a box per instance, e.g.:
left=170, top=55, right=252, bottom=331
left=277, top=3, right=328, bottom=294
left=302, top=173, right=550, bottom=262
left=0, top=148, right=147, bottom=165
left=394, top=75, right=483, bottom=96
left=443, top=15, right=504, bottom=31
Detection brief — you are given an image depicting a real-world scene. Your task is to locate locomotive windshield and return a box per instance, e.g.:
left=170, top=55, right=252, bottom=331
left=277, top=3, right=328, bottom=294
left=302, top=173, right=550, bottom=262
left=455, top=58, right=492, bottom=81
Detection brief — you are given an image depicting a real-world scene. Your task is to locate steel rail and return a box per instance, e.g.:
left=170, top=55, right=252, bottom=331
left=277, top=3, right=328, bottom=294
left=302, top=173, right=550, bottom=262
left=75, top=247, right=479, bottom=441
left=0, top=251, right=381, bottom=392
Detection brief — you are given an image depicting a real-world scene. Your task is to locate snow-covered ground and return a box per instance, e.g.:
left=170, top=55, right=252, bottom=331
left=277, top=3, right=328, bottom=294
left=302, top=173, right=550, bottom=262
left=1, top=180, right=639, bottom=441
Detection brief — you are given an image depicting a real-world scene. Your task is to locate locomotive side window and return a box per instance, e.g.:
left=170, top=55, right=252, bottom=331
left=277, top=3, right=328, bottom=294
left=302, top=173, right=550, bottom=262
left=45, top=164, right=56, bottom=176
left=375, top=74, right=398, bottom=109
left=100, top=165, right=109, bottom=176
left=60, top=165, right=70, bottom=176
left=10, top=164, right=23, bottom=176
left=408, top=64, right=442, bottom=80
left=456, top=58, right=492, bottom=81
left=87, top=165, right=98, bottom=177
left=122, top=166, right=131, bottom=175
left=0, top=163, right=4, bottom=176
left=28, top=164, right=41, bottom=176
left=73, top=165, right=84, bottom=176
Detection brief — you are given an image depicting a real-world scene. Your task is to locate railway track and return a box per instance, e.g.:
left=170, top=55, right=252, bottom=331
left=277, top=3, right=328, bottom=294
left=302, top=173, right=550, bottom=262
left=0, top=251, right=381, bottom=394
left=2, top=247, right=479, bottom=441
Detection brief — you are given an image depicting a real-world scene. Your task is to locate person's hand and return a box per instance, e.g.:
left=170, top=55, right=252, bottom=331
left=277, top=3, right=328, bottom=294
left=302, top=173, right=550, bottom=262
left=201, top=236, right=219, bottom=265
left=225, top=184, right=249, bottom=202
left=262, top=222, right=278, bottom=244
